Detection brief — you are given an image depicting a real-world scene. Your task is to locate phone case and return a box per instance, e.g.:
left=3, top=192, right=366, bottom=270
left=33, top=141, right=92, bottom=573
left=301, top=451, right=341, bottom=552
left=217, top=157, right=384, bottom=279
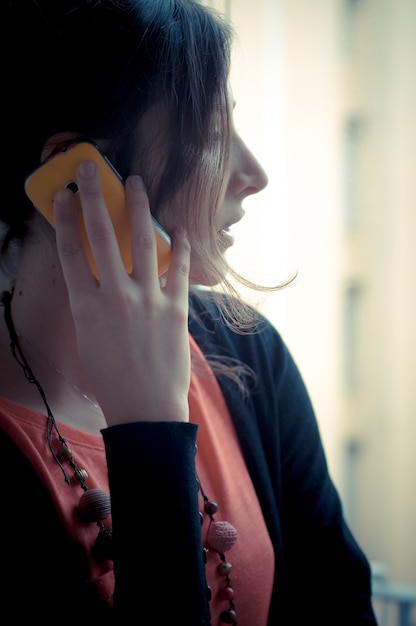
left=24, top=141, right=172, bottom=278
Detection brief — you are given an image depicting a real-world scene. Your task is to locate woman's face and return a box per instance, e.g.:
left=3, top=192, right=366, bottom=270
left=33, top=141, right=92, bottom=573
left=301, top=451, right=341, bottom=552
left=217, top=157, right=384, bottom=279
left=133, top=100, right=268, bottom=286
left=208, top=119, right=269, bottom=273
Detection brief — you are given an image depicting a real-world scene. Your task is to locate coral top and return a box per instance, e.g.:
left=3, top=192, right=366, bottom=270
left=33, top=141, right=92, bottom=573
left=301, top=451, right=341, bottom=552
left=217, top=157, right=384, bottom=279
left=190, top=336, right=274, bottom=625
left=0, top=335, right=274, bottom=625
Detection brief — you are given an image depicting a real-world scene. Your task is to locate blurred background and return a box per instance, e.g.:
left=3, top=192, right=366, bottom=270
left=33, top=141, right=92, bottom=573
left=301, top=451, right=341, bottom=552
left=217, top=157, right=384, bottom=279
left=206, top=0, right=416, bottom=623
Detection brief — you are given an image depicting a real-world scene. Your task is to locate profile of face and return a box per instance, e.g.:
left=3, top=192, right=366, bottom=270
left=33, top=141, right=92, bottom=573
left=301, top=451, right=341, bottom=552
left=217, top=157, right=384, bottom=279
left=36, top=97, right=267, bottom=290
left=132, top=96, right=269, bottom=287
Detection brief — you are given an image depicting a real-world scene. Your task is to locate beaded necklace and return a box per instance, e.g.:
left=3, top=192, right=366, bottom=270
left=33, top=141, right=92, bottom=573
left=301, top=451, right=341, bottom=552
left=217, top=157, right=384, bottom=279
left=1, top=287, right=239, bottom=624
left=16, top=331, right=101, bottom=411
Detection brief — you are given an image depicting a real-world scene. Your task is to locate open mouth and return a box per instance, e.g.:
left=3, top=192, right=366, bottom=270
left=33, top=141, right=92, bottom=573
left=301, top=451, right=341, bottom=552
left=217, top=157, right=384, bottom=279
left=218, top=226, right=235, bottom=248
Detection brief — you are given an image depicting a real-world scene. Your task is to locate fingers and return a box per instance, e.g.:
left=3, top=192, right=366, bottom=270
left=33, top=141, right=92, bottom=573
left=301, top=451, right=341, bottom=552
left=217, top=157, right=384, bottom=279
left=54, top=160, right=123, bottom=288
left=126, top=175, right=160, bottom=286
left=126, top=175, right=191, bottom=294
left=54, top=184, right=96, bottom=292
left=74, top=161, right=125, bottom=281
left=164, top=227, right=191, bottom=301
left=54, top=162, right=190, bottom=293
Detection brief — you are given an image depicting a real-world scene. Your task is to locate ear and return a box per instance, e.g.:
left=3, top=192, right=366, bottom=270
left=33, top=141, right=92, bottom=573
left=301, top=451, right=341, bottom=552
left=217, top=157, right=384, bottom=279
left=41, top=131, right=82, bottom=162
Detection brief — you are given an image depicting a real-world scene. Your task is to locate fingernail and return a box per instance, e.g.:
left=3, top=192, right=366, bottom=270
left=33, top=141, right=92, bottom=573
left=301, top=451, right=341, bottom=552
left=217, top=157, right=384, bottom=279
left=129, top=175, right=144, bottom=189
left=78, top=161, right=96, bottom=177
left=54, top=188, right=72, bottom=205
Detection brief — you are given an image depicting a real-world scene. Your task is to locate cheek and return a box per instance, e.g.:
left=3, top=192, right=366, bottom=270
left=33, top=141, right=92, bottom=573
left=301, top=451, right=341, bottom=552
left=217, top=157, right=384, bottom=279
left=157, top=201, right=212, bottom=246
left=156, top=200, right=226, bottom=285
left=155, top=205, right=181, bottom=237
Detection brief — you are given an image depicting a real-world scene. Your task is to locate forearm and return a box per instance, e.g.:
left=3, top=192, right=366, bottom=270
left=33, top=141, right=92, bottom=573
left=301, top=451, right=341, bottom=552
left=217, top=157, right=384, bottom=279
left=102, top=421, right=211, bottom=624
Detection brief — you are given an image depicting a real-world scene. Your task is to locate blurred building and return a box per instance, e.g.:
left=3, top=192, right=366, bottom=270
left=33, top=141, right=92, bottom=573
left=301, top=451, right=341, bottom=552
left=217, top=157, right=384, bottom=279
left=207, top=0, right=416, bottom=599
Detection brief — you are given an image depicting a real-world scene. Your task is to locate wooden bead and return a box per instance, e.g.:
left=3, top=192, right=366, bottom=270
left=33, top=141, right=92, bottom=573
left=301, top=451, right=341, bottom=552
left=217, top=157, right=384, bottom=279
left=57, top=444, right=73, bottom=462
left=219, top=586, right=235, bottom=601
left=220, top=609, right=237, bottom=624
left=78, top=488, right=111, bottom=522
left=207, top=521, right=237, bottom=553
left=77, top=468, right=88, bottom=482
left=217, top=560, right=232, bottom=576
left=204, top=500, right=218, bottom=515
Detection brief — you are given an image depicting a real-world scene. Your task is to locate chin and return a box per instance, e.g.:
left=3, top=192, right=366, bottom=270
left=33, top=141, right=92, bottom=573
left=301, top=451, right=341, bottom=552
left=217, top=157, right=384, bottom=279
left=189, top=262, right=227, bottom=288
left=189, top=272, right=217, bottom=287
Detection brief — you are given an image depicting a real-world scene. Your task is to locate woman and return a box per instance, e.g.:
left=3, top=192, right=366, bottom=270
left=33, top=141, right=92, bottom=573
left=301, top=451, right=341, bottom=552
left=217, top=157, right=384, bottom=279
left=1, top=1, right=377, bottom=624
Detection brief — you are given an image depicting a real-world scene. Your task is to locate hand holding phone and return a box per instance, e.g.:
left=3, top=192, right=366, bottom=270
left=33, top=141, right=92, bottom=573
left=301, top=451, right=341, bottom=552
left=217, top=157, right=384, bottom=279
left=24, top=141, right=172, bottom=278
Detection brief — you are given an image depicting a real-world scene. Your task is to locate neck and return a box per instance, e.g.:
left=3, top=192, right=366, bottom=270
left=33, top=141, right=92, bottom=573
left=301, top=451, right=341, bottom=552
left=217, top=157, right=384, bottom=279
left=11, top=255, right=77, bottom=363
left=0, top=260, right=106, bottom=433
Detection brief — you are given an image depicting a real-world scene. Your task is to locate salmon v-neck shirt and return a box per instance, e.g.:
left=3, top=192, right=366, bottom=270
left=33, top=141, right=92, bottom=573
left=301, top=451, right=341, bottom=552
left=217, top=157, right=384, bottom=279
left=189, top=335, right=274, bottom=625
left=0, top=335, right=274, bottom=625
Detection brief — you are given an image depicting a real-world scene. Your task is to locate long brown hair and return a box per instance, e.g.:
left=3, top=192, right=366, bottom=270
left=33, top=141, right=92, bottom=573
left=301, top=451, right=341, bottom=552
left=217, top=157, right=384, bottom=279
left=4, top=0, right=290, bottom=339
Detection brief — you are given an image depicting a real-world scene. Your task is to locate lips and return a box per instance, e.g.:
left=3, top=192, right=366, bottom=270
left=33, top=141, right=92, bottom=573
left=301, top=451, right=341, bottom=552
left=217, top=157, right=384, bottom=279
left=218, top=211, right=244, bottom=248
left=218, top=225, right=235, bottom=248
left=219, top=211, right=245, bottom=234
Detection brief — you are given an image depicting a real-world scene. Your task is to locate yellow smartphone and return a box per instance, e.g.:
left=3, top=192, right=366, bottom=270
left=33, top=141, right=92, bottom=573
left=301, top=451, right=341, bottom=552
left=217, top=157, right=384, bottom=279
left=24, top=141, right=172, bottom=278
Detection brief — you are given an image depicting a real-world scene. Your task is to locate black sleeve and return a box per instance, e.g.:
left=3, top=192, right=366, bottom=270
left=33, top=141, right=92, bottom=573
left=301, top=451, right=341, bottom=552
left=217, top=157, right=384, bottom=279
left=1, top=421, right=211, bottom=625
left=231, top=323, right=377, bottom=624
left=102, top=421, right=211, bottom=625
left=274, top=341, right=377, bottom=624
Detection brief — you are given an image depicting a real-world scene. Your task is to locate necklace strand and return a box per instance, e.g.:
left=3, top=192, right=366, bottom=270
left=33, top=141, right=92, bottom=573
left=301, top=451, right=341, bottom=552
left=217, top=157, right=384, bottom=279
left=16, top=331, right=101, bottom=411
left=1, top=287, right=238, bottom=624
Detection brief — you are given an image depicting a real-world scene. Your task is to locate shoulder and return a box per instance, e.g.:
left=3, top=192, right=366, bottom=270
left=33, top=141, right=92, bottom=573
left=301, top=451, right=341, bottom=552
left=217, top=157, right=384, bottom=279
left=189, top=288, right=288, bottom=370
left=188, top=289, right=314, bottom=422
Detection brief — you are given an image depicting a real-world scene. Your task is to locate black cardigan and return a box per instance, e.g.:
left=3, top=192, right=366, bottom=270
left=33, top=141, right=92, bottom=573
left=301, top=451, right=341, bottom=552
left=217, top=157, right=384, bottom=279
left=0, top=291, right=377, bottom=624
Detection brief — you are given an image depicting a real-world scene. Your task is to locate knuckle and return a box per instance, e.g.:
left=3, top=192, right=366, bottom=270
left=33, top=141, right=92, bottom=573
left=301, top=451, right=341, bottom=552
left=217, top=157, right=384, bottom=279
left=82, top=188, right=102, bottom=200
left=137, top=233, right=155, bottom=252
left=182, top=237, right=191, bottom=253
left=176, top=260, right=190, bottom=277
left=59, top=242, right=82, bottom=259
left=88, top=221, right=113, bottom=242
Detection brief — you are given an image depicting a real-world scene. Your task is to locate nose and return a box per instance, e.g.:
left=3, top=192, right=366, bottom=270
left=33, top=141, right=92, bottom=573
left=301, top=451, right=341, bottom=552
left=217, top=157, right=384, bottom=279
left=232, top=135, right=269, bottom=198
